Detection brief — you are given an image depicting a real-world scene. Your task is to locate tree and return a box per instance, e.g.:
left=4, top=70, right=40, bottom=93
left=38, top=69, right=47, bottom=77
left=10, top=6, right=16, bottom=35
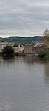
left=43, top=29, right=49, bottom=47
left=38, top=49, right=46, bottom=59
left=2, top=46, right=14, bottom=57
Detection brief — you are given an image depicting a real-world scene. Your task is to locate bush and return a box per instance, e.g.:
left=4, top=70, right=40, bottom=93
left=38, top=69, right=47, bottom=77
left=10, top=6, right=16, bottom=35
left=38, top=49, right=46, bottom=59
left=46, top=50, right=49, bottom=59
left=2, top=46, right=14, bottom=57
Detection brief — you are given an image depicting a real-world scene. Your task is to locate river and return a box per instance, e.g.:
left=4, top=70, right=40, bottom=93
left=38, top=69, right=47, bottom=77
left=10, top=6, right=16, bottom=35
left=0, top=56, right=49, bottom=111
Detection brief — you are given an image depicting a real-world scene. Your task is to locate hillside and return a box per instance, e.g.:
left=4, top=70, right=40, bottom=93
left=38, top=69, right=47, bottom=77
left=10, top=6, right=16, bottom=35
left=0, top=36, right=44, bottom=43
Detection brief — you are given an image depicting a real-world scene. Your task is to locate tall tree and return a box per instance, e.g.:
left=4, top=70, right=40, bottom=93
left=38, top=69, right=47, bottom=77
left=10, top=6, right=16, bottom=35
left=43, top=29, right=49, bottom=47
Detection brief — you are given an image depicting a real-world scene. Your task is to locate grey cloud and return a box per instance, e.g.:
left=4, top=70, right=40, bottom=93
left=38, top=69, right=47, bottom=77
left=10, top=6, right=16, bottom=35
left=0, top=0, right=49, bottom=36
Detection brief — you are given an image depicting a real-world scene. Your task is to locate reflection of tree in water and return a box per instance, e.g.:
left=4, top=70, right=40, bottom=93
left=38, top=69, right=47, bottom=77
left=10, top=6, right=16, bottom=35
left=23, top=56, right=39, bottom=64
left=15, top=56, right=39, bottom=64
left=0, top=56, right=45, bottom=65
left=44, top=62, right=49, bottom=84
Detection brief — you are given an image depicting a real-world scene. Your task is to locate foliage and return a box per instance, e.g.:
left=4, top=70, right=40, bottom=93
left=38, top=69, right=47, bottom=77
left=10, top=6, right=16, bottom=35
left=38, top=49, right=46, bottom=59
left=2, top=46, right=14, bottom=57
left=0, top=40, right=5, bottom=42
left=0, top=36, right=43, bottom=43
left=45, top=48, right=49, bottom=59
left=43, top=29, right=49, bottom=47
left=0, top=52, right=2, bottom=56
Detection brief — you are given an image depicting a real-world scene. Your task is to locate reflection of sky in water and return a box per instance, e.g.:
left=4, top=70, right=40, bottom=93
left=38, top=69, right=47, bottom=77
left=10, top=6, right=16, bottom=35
left=0, top=57, right=49, bottom=111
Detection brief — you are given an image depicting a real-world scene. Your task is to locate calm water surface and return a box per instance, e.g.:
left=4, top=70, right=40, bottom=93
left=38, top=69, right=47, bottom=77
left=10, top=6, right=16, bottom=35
left=0, top=56, right=49, bottom=111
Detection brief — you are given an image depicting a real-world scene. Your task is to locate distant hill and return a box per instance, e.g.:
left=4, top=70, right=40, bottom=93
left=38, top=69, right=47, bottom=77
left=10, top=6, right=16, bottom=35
left=0, top=36, right=44, bottom=43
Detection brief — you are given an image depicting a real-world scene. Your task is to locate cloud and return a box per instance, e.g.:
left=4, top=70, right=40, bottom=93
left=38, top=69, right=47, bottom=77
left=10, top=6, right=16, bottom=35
left=0, top=0, right=49, bottom=37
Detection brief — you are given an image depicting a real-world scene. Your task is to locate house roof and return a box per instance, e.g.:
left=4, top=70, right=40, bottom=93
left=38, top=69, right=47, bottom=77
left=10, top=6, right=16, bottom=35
left=34, top=43, right=46, bottom=47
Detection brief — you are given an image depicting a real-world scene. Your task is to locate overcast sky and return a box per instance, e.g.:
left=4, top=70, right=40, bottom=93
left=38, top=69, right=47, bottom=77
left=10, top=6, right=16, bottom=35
left=0, top=0, right=49, bottom=37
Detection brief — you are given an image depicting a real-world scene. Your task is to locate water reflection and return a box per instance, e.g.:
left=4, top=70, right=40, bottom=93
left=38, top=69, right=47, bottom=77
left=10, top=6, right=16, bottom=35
left=0, top=56, right=46, bottom=64
left=0, top=56, right=49, bottom=111
left=44, top=62, right=49, bottom=84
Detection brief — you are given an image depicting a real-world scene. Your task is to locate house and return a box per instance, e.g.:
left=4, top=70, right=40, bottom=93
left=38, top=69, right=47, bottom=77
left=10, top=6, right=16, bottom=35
left=13, top=43, right=24, bottom=53
left=32, top=43, right=46, bottom=54
left=0, top=42, right=8, bottom=52
left=24, top=43, right=46, bottom=55
left=24, top=44, right=32, bottom=54
left=0, top=42, right=24, bottom=53
left=0, top=42, right=15, bottom=52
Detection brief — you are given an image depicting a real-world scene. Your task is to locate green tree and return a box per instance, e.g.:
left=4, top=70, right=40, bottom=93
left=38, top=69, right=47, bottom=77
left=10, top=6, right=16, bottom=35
left=43, top=29, right=49, bottom=47
left=38, top=49, right=46, bottom=59
left=2, top=46, right=14, bottom=57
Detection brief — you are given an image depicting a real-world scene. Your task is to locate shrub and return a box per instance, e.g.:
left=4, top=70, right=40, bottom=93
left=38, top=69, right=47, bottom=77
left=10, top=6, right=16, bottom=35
left=38, top=49, right=46, bottom=59
left=2, top=46, right=14, bottom=57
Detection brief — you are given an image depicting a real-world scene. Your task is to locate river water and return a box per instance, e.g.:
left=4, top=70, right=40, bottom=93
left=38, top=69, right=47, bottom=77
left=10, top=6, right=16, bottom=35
left=0, top=56, right=49, bottom=111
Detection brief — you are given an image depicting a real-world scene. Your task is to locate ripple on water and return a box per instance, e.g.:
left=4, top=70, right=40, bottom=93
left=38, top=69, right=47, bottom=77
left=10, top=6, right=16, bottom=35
left=0, top=99, right=10, bottom=111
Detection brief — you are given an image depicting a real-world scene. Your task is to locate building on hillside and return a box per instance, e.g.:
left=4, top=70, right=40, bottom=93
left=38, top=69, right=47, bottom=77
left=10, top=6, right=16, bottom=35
left=0, top=42, right=24, bottom=53
left=32, top=43, right=46, bottom=54
left=24, top=43, right=46, bottom=55
left=7, top=43, right=14, bottom=47
left=24, top=44, right=32, bottom=54
left=13, top=43, right=24, bottom=53
left=0, top=42, right=8, bottom=52
left=0, top=42, right=14, bottom=52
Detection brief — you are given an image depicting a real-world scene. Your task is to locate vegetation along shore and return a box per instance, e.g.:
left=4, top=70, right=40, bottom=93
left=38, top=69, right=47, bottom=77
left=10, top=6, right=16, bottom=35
left=0, top=29, right=49, bottom=60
